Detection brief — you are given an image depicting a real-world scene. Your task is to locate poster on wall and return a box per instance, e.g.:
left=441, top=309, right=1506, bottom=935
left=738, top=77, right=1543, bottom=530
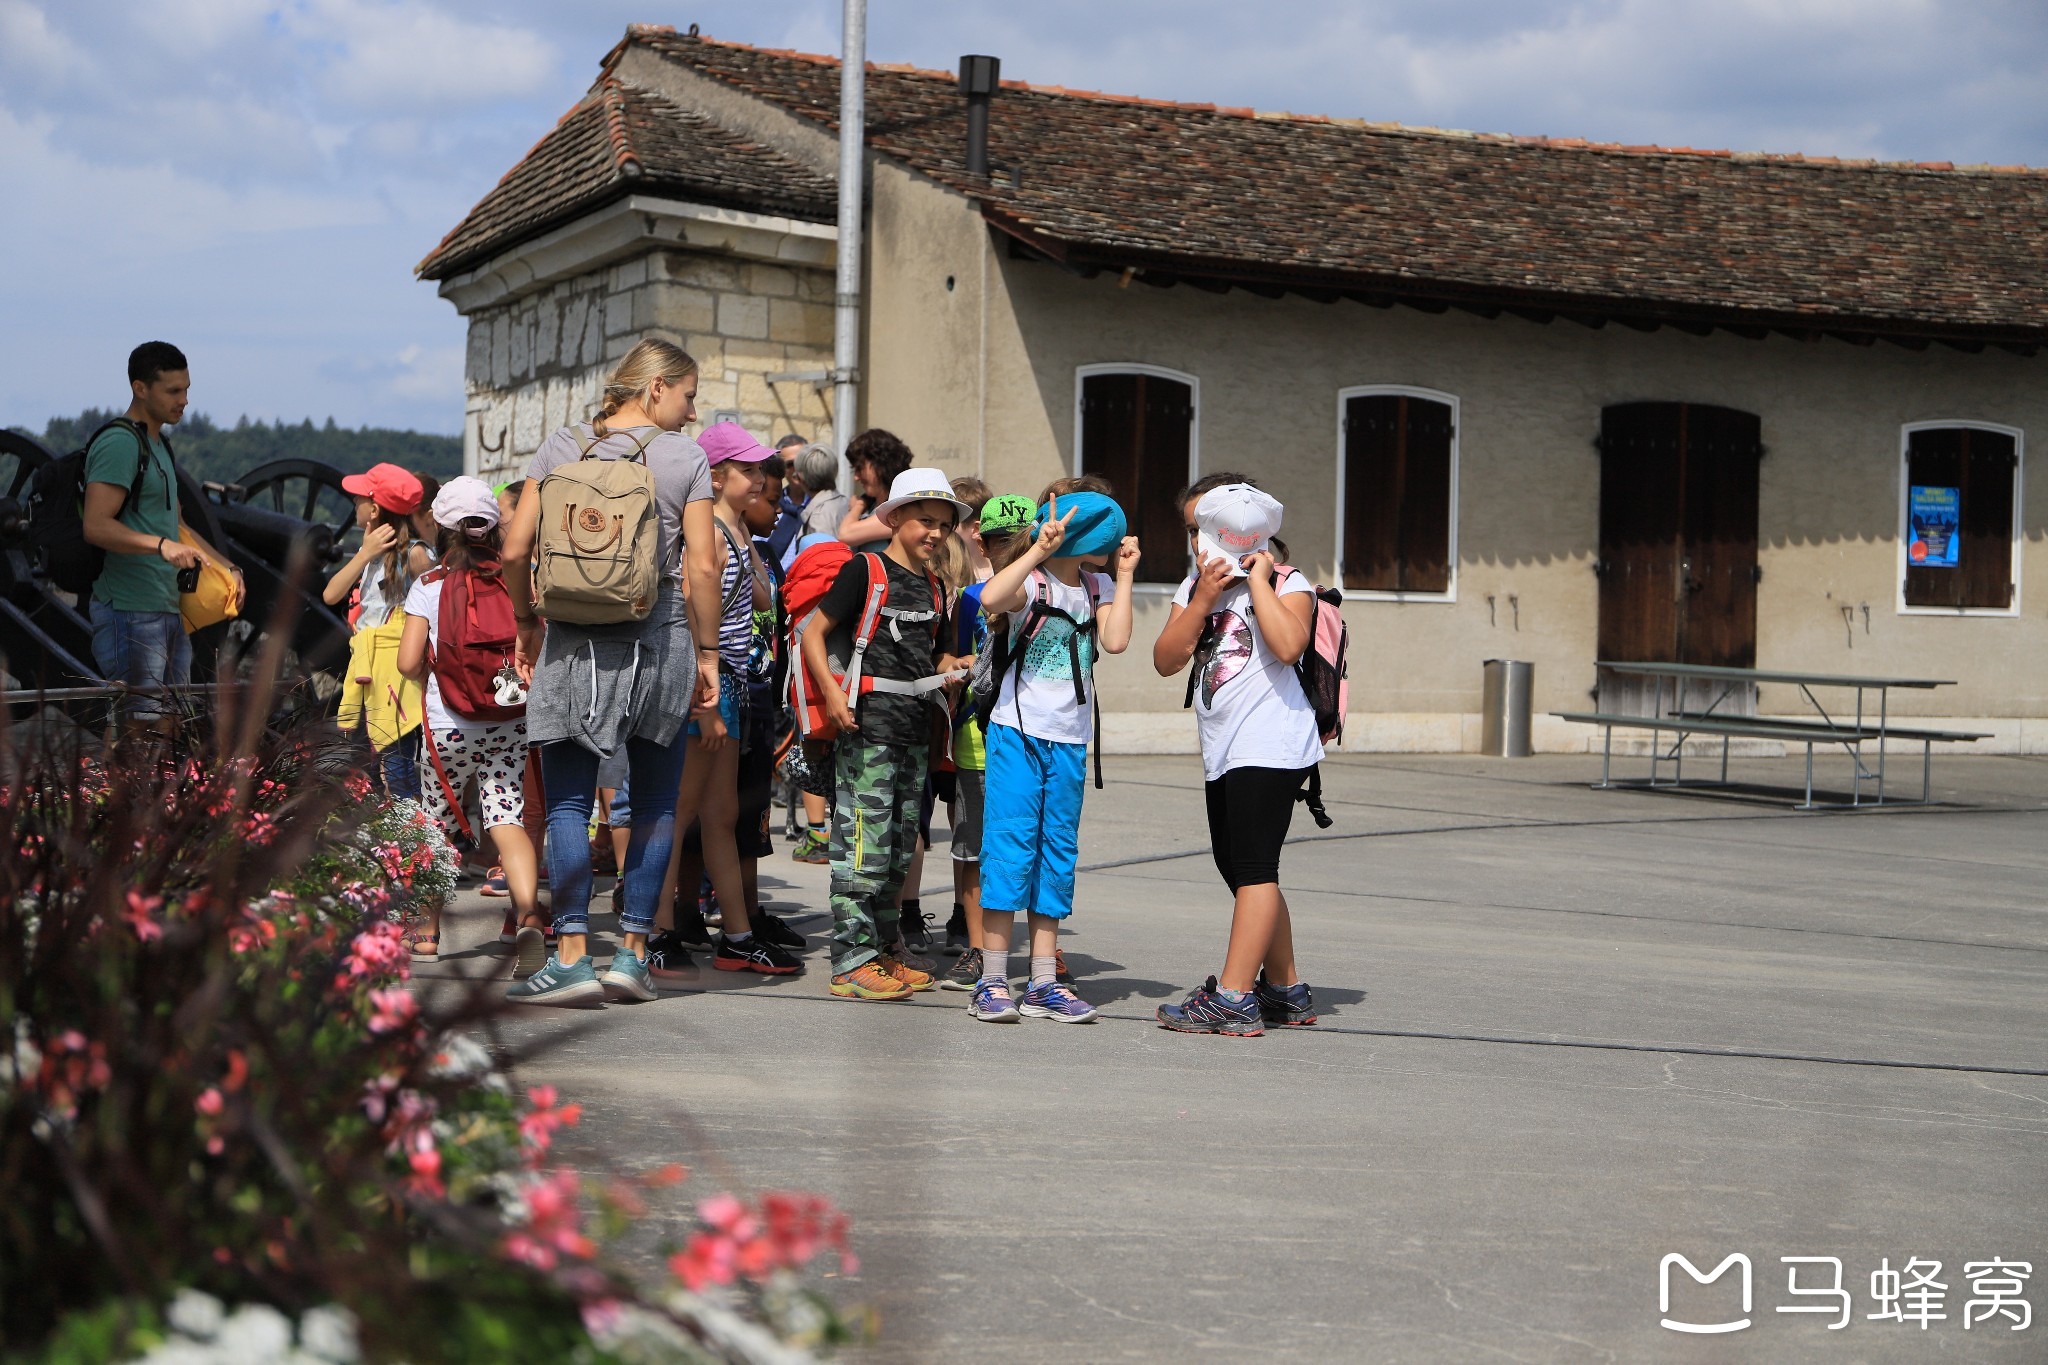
left=1908, top=485, right=1961, bottom=567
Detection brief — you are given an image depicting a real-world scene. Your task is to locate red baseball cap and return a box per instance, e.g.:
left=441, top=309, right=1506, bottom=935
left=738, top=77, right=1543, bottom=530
left=340, top=462, right=424, bottom=514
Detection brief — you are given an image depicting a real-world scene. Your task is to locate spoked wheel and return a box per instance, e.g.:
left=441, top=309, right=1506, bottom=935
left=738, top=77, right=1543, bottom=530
left=0, top=429, right=53, bottom=552
left=232, top=459, right=360, bottom=556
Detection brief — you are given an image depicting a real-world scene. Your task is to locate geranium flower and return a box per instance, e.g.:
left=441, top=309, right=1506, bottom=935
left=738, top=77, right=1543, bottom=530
left=124, top=891, right=163, bottom=942
left=366, top=988, right=418, bottom=1035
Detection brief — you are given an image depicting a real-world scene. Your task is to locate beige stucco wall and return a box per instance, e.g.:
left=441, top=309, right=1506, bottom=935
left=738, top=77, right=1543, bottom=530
left=862, top=170, right=2048, bottom=749
left=459, top=248, right=835, bottom=487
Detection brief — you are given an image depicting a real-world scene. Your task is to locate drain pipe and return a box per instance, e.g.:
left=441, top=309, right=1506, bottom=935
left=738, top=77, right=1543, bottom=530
left=831, top=0, right=866, bottom=485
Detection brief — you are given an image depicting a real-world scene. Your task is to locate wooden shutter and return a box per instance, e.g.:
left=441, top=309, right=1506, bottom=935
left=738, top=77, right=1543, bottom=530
left=1905, top=427, right=2015, bottom=609
left=1343, top=393, right=1453, bottom=593
left=1677, top=404, right=1762, bottom=668
left=1079, top=372, right=1192, bottom=584
left=1596, top=402, right=1685, bottom=665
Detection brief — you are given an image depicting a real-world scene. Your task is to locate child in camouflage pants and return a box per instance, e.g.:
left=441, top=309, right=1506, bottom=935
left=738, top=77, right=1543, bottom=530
left=799, top=466, right=972, bottom=1000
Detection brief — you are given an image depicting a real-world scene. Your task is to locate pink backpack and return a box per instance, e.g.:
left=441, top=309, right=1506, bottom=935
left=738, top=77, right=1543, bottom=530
left=1279, top=565, right=1349, bottom=746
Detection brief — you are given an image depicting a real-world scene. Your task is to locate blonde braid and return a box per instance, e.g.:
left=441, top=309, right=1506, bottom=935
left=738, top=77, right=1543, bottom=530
left=591, top=338, right=698, bottom=440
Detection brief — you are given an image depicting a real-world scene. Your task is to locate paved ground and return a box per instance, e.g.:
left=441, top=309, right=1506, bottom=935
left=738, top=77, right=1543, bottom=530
left=423, top=753, right=2048, bottom=1362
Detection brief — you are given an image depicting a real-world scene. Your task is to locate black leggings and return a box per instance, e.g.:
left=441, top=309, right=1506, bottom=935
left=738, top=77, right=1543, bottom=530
left=1204, top=765, right=1311, bottom=891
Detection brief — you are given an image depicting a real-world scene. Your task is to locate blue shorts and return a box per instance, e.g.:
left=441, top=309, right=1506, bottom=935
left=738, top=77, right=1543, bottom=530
left=686, top=670, right=744, bottom=740
left=978, top=723, right=1087, bottom=919
left=90, top=602, right=191, bottom=721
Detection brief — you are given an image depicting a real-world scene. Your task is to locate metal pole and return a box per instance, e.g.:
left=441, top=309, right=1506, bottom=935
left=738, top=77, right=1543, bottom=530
left=831, top=0, right=867, bottom=491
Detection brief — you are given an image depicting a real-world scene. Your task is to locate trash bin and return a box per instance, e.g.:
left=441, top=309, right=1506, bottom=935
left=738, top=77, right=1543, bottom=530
left=1481, top=659, right=1534, bottom=757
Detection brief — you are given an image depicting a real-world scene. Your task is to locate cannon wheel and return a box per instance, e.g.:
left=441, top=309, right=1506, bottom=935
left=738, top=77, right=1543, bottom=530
left=234, top=459, right=360, bottom=555
left=0, top=428, right=48, bottom=505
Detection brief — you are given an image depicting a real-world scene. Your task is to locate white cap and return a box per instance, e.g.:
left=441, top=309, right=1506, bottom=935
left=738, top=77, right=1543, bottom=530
left=1194, top=483, right=1282, bottom=577
left=873, top=467, right=973, bottom=523
left=431, top=475, right=502, bottom=534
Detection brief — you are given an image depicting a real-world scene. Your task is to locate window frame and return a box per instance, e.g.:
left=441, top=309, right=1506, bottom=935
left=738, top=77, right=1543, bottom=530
left=1072, top=363, right=1201, bottom=593
left=1894, top=419, right=2024, bottom=618
left=1334, top=384, right=1461, bottom=603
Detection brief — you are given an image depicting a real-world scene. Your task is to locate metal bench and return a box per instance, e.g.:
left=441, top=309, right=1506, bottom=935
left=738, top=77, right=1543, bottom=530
left=1553, top=662, right=1987, bottom=808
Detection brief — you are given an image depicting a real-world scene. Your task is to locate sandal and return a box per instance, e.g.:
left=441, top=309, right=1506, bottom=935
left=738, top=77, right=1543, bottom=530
left=479, top=866, right=510, bottom=897
left=410, top=934, right=440, bottom=960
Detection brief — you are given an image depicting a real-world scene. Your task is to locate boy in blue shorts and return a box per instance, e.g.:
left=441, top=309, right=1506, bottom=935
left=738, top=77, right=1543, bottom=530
left=971, top=491, right=1139, bottom=1023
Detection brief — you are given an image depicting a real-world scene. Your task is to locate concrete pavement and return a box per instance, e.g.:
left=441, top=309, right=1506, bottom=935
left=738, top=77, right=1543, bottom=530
left=421, top=753, right=2048, bottom=1361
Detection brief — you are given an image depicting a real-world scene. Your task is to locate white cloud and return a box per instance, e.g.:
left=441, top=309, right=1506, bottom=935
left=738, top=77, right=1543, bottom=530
left=0, top=0, right=84, bottom=80
left=286, top=0, right=558, bottom=110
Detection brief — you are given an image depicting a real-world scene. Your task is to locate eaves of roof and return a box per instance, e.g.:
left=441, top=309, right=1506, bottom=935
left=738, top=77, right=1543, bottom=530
left=629, top=25, right=2048, bottom=351
left=418, top=76, right=835, bottom=282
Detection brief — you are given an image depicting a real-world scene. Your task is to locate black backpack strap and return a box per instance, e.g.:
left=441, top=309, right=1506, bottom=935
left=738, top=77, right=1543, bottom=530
left=713, top=517, right=751, bottom=616
left=1298, top=764, right=1333, bottom=830
left=87, top=418, right=160, bottom=517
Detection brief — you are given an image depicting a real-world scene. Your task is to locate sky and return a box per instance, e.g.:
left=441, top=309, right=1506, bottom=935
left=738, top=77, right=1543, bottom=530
left=3, top=0, right=2044, bottom=437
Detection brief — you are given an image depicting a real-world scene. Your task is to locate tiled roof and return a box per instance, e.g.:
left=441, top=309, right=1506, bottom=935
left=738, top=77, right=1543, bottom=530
left=630, top=26, right=2048, bottom=347
left=417, top=76, right=835, bottom=281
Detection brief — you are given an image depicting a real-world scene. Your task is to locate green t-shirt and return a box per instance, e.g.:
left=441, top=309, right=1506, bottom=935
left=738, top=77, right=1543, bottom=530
left=84, top=423, right=180, bottom=612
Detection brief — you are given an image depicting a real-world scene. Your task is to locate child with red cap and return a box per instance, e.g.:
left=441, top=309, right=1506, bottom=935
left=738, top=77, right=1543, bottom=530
left=329, top=462, right=435, bottom=802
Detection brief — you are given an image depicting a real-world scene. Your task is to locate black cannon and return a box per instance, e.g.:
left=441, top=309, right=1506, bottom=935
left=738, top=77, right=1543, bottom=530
left=0, top=432, right=357, bottom=713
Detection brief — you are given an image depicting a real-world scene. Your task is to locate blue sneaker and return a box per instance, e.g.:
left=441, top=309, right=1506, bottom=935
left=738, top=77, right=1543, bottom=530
left=1157, top=977, right=1263, bottom=1036
left=1255, top=972, right=1318, bottom=1026
left=969, top=978, right=1020, bottom=1022
left=505, top=954, right=605, bottom=1007
left=602, top=949, right=657, bottom=1003
left=1018, top=980, right=1098, bottom=1024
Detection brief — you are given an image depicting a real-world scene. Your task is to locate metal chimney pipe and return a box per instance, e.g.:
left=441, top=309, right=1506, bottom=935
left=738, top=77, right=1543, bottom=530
left=832, top=0, right=867, bottom=473
left=959, top=54, right=1000, bottom=177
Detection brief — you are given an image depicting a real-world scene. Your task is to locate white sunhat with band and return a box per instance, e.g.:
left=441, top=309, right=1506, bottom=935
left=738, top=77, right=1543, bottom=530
left=873, top=467, right=973, bottom=522
left=1194, top=483, right=1283, bottom=577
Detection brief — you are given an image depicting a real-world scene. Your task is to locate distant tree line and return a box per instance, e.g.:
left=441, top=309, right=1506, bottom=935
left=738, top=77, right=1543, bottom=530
left=8, top=410, right=463, bottom=487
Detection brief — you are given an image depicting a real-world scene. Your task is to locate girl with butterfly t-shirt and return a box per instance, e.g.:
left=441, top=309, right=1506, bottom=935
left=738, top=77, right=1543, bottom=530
left=1150, top=479, right=1323, bottom=1037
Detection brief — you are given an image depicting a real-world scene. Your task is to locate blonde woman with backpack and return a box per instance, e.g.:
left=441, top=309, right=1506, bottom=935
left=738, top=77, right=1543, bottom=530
left=499, top=339, right=726, bottom=1007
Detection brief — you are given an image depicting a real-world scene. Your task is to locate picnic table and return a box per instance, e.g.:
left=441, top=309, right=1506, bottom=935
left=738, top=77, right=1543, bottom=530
left=1553, top=661, right=1987, bottom=809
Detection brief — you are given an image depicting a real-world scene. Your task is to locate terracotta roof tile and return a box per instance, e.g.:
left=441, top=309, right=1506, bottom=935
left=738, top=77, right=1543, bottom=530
left=417, top=76, right=834, bottom=280
left=626, top=27, right=2047, bottom=342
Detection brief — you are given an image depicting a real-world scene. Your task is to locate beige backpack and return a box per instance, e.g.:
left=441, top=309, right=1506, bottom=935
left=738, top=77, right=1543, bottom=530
left=532, top=425, right=662, bottom=625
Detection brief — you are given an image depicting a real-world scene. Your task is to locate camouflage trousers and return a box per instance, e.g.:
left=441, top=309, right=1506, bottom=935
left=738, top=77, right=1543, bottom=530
left=829, top=736, right=927, bottom=974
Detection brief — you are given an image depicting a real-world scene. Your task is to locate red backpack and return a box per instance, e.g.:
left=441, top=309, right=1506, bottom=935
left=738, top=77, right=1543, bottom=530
left=783, top=542, right=947, bottom=741
left=425, top=565, right=524, bottom=723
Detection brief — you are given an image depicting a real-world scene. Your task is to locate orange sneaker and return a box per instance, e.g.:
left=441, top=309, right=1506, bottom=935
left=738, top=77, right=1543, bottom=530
left=877, top=953, right=937, bottom=992
left=830, top=961, right=913, bottom=1001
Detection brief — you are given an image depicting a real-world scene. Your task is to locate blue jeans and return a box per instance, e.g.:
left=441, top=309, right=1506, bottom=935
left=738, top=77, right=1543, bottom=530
left=978, top=723, right=1088, bottom=919
left=381, top=729, right=421, bottom=802
left=540, top=737, right=687, bottom=936
left=89, top=602, right=191, bottom=721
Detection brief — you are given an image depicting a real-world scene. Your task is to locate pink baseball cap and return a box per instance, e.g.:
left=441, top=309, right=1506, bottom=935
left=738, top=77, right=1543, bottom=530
left=340, top=462, right=423, bottom=514
left=699, top=422, right=774, bottom=465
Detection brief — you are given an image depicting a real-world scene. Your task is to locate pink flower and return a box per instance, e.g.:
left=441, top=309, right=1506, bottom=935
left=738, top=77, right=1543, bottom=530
left=124, top=891, right=163, bottom=942
left=366, top=988, right=418, bottom=1035
left=669, top=1232, right=738, bottom=1291
left=503, top=1170, right=594, bottom=1268
left=195, top=1087, right=224, bottom=1116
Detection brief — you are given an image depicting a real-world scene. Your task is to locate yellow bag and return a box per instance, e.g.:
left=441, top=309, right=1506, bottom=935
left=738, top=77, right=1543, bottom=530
left=335, top=617, right=423, bottom=749
left=178, top=527, right=242, bottom=634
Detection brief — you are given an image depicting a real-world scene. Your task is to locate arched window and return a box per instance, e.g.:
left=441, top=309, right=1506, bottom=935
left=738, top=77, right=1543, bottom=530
left=1338, top=386, right=1458, bottom=598
left=1898, top=422, right=2023, bottom=614
left=1075, top=365, right=1197, bottom=585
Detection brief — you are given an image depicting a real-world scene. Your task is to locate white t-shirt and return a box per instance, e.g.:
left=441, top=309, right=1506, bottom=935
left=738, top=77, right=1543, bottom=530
left=403, top=575, right=461, bottom=732
left=992, top=569, right=1115, bottom=746
left=1172, top=571, right=1325, bottom=782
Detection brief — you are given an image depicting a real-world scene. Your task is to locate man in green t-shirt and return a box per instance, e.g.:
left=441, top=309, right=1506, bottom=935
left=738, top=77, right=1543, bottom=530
left=81, top=341, right=240, bottom=728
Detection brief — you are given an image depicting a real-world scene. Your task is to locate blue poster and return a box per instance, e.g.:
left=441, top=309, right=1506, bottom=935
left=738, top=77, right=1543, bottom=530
left=1908, top=485, right=1960, bottom=568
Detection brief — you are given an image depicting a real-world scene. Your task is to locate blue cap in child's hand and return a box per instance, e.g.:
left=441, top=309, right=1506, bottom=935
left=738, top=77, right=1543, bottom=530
left=1035, top=491, right=1127, bottom=558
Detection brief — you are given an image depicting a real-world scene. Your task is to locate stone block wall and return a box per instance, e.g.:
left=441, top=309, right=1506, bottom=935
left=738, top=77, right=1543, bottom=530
left=462, top=249, right=837, bottom=485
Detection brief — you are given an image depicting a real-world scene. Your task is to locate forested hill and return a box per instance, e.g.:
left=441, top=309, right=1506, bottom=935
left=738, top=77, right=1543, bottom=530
left=9, top=411, right=463, bottom=487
